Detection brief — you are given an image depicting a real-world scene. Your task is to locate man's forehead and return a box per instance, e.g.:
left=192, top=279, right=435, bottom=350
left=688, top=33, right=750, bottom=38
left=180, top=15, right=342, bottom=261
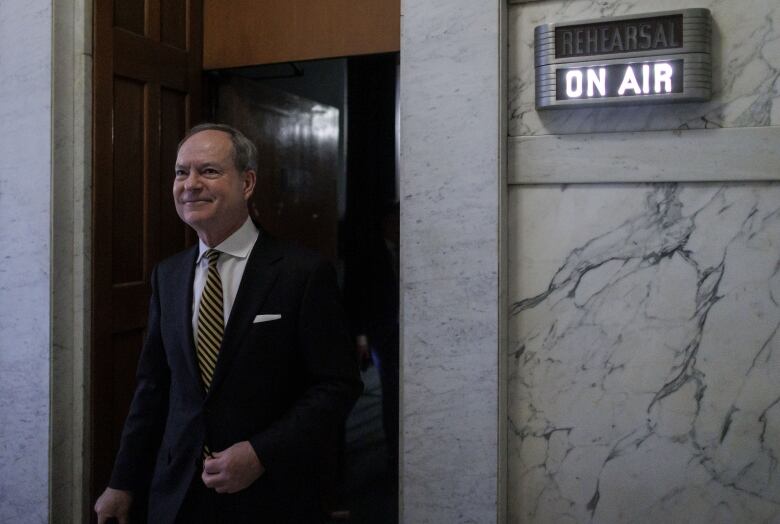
left=177, top=130, right=233, bottom=161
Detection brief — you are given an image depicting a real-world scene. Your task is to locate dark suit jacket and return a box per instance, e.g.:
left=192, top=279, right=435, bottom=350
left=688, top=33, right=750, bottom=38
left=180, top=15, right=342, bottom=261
left=109, top=233, right=363, bottom=523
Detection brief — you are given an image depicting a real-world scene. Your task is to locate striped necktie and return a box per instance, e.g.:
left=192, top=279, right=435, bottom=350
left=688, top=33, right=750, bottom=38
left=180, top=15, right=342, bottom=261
left=196, top=249, right=223, bottom=391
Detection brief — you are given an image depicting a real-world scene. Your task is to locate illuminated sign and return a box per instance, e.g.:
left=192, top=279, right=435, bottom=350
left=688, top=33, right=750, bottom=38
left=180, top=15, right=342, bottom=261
left=557, top=60, right=683, bottom=100
left=535, top=9, right=711, bottom=109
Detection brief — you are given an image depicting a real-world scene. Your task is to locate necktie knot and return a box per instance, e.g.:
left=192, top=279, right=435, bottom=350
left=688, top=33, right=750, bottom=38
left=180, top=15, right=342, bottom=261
left=204, top=249, right=220, bottom=267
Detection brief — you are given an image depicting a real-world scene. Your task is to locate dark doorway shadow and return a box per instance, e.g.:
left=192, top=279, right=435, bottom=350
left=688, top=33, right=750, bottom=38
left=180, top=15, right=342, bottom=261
left=206, top=53, right=400, bottom=524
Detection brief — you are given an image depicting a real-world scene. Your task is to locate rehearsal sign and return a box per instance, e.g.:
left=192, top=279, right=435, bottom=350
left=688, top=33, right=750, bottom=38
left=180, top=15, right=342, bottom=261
left=534, top=9, right=712, bottom=109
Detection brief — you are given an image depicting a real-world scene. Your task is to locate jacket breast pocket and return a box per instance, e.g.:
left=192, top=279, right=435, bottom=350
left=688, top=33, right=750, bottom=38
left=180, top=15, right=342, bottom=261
left=243, top=314, right=294, bottom=360
left=248, top=312, right=293, bottom=339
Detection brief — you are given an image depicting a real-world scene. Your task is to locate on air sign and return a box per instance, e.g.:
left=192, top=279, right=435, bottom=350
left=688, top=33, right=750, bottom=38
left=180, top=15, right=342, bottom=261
left=534, top=10, right=711, bottom=109
left=557, top=60, right=683, bottom=100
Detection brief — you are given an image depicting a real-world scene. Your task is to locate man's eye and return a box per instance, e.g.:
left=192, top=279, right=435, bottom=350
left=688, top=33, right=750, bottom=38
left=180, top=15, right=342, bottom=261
left=175, top=170, right=187, bottom=178
left=203, top=168, right=219, bottom=176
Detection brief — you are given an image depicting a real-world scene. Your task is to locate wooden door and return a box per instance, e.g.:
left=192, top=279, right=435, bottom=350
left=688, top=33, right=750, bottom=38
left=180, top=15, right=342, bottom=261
left=91, top=0, right=202, bottom=514
left=214, top=76, right=340, bottom=262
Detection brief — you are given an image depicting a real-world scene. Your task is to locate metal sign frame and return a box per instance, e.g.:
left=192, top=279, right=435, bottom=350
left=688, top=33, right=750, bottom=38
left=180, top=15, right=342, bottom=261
left=534, top=8, right=712, bottom=109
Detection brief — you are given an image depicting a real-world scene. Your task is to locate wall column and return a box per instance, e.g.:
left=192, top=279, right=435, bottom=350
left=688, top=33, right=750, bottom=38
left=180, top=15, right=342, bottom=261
left=51, top=0, right=92, bottom=521
left=400, top=0, right=505, bottom=521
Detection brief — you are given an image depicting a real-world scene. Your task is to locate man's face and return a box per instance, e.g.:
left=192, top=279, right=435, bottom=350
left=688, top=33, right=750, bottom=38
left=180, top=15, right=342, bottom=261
left=173, top=130, right=256, bottom=244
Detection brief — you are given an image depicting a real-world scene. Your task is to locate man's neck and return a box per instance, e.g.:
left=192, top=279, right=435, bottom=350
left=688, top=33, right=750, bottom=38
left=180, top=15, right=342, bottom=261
left=197, top=215, right=249, bottom=248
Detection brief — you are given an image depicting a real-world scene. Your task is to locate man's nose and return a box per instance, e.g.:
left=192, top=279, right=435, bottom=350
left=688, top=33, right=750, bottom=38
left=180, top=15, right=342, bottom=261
left=182, top=171, right=202, bottom=190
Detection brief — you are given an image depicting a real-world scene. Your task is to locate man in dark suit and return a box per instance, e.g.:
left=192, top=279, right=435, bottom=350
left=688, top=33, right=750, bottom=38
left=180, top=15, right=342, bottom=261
left=94, top=123, right=362, bottom=523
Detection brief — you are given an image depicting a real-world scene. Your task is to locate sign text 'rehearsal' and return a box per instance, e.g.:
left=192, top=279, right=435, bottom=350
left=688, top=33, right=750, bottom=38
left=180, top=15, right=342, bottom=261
left=555, top=15, right=682, bottom=59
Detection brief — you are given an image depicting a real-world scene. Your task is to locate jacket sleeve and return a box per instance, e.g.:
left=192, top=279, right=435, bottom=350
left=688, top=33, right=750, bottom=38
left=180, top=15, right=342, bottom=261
left=248, top=259, right=363, bottom=471
left=109, top=265, right=171, bottom=491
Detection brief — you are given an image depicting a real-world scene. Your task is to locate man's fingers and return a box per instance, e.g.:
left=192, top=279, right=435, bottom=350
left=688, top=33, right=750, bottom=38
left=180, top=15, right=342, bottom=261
left=94, top=487, right=133, bottom=523
left=203, top=457, right=221, bottom=474
left=202, top=468, right=222, bottom=488
left=203, top=475, right=227, bottom=492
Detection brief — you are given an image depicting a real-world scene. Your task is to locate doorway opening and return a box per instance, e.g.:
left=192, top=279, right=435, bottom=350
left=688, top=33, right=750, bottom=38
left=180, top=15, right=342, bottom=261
left=205, top=52, right=399, bottom=523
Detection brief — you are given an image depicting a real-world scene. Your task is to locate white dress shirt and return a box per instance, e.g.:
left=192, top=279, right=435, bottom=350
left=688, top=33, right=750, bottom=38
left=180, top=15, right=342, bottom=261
left=192, top=217, right=259, bottom=333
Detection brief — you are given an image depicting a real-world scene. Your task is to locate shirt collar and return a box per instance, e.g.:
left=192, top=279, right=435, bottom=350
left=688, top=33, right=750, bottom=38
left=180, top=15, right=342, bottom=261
left=197, top=217, right=259, bottom=264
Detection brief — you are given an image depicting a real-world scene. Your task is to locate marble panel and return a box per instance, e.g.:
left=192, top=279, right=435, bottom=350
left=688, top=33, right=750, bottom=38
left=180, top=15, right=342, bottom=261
left=0, top=2, right=52, bottom=523
left=507, top=183, right=780, bottom=523
left=400, top=0, right=502, bottom=521
left=508, top=0, right=780, bottom=136
left=51, top=0, right=92, bottom=521
left=509, top=126, right=780, bottom=184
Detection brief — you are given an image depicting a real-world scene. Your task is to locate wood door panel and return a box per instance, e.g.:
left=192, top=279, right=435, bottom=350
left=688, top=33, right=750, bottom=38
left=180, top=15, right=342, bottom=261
left=215, top=77, right=340, bottom=261
left=159, top=88, right=189, bottom=258
left=110, top=331, right=145, bottom=443
left=92, top=0, right=202, bottom=514
left=111, top=77, right=146, bottom=284
left=113, top=0, right=145, bottom=35
left=161, top=0, right=187, bottom=49
left=111, top=284, right=151, bottom=333
left=113, top=29, right=189, bottom=90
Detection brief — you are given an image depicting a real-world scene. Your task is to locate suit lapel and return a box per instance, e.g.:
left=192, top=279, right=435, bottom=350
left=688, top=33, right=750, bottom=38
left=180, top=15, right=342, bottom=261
left=172, top=245, right=202, bottom=392
left=207, top=233, right=283, bottom=398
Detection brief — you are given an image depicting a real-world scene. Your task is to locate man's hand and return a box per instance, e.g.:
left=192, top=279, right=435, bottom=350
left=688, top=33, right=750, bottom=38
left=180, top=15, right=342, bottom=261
left=202, top=440, right=265, bottom=494
left=95, top=487, right=133, bottom=524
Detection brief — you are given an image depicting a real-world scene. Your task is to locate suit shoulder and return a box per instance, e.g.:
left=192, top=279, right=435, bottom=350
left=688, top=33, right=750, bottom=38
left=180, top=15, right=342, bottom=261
left=265, top=236, right=331, bottom=274
left=155, top=245, right=198, bottom=276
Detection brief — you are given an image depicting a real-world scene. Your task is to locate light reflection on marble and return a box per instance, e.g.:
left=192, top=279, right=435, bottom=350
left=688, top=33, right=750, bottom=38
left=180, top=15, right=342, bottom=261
left=508, top=0, right=780, bottom=136
left=507, top=183, right=780, bottom=523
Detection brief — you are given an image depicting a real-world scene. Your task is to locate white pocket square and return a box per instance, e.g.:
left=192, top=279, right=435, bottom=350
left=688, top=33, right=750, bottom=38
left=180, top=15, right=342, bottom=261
left=253, top=314, right=282, bottom=323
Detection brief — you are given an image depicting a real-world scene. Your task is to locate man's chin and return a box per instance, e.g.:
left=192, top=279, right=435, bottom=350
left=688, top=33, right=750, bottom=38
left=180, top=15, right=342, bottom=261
left=180, top=210, right=214, bottom=230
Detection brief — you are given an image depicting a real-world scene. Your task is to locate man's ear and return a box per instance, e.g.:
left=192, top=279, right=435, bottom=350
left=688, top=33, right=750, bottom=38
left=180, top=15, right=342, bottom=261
left=243, top=170, right=257, bottom=200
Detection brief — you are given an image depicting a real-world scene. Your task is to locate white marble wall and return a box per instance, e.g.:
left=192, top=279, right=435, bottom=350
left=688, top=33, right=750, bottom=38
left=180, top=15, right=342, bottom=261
left=0, top=1, right=52, bottom=523
left=400, top=0, right=503, bottom=521
left=508, top=183, right=780, bottom=523
left=507, top=1, right=780, bottom=523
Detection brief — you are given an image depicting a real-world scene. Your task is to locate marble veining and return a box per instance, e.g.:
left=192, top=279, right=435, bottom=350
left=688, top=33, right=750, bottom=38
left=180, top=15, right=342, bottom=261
left=507, top=183, right=780, bottom=523
left=508, top=0, right=780, bottom=135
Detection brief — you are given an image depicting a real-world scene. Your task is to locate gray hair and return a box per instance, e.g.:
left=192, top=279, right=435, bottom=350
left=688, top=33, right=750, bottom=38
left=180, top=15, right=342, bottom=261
left=178, top=122, right=258, bottom=172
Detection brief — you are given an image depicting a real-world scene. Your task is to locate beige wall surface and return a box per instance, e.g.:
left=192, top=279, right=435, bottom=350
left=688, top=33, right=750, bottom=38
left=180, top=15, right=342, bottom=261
left=203, top=0, right=400, bottom=69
